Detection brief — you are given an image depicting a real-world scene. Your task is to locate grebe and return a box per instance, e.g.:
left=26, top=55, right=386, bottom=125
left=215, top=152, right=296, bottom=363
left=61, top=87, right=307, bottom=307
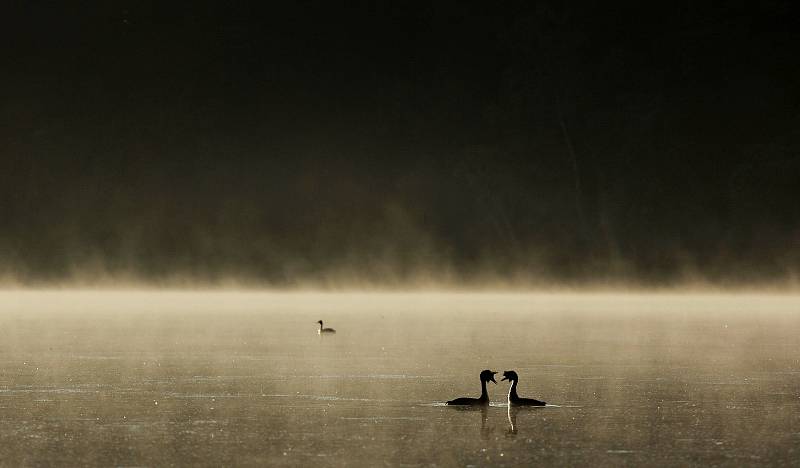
left=317, top=320, right=336, bottom=334
left=446, top=370, right=497, bottom=406
left=501, top=370, right=545, bottom=406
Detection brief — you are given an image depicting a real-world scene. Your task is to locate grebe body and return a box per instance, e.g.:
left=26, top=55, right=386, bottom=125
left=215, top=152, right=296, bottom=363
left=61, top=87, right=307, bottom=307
left=317, top=320, right=336, bottom=334
left=446, top=370, right=497, bottom=406
left=501, top=370, right=545, bottom=406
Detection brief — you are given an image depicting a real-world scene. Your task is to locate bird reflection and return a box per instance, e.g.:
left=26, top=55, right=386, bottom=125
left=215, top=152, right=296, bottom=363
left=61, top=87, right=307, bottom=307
left=479, top=406, right=493, bottom=440
left=506, top=406, right=518, bottom=437
left=448, top=405, right=494, bottom=439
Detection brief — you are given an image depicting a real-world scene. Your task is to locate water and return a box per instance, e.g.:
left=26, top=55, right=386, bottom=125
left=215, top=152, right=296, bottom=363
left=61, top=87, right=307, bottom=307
left=1, top=291, right=799, bottom=466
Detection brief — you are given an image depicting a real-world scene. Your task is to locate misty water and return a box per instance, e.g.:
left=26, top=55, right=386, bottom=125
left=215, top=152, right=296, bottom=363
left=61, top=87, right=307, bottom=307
left=1, top=291, right=799, bottom=466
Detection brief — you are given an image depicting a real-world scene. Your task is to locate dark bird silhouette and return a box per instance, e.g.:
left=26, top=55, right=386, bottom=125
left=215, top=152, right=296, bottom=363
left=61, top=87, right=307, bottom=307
left=317, top=320, right=336, bottom=334
left=501, top=370, right=546, bottom=406
left=446, top=370, right=497, bottom=405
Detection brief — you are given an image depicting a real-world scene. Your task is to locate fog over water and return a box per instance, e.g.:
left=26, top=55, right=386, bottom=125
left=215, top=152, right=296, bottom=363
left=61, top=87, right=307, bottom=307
left=3, top=2, right=799, bottom=289
left=1, top=291, right=799, bottom=466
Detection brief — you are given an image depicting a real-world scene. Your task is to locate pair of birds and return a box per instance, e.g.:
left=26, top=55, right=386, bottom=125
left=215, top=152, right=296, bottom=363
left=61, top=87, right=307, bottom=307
left=447, top=369, right=545, bottom=407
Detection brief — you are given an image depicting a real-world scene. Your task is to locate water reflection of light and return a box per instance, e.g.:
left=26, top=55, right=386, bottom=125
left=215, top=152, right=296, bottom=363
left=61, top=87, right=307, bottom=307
left=507, top=406, right=517, bottom=436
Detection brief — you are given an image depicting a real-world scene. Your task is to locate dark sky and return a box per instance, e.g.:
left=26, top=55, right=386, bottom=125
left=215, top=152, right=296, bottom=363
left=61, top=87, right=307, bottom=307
left=2, top=1, right=799, bottom=286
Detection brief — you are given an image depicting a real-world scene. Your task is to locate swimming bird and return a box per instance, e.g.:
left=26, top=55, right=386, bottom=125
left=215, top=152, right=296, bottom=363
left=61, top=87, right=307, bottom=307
left=446, top=370, right=497, bottom=405
left=317, top=320, right=336, bottom=334
left=501, top=370, right=546, bottom=406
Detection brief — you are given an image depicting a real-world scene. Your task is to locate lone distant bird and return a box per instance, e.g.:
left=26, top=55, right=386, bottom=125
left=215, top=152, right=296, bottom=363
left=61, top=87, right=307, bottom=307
left=446, top=370, right=497, bottom=406
left=501, top=370, right=546, bottom=406
left=317, top=320, right=336, bottom=334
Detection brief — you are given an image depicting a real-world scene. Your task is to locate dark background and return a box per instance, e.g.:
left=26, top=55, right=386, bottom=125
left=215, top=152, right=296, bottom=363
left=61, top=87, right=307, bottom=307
left=2, top=1, right=799, bottom=287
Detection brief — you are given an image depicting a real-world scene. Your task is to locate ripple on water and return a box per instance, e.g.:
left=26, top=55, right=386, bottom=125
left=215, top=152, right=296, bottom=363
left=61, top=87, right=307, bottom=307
left=0, top=387, right=97, bottom=394
left=261, top=393, right=395, bottom=402
left=167, top=393, right=243, bottom=399
left=307, top=374, right=436, bottom=380
left=422, top=402, right=562, bottom=408
left=340, top=416, right=425, bottom=421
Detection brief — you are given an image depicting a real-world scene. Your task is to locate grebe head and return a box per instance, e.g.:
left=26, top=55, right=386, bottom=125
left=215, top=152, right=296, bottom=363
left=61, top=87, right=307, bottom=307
left=501, top=370, right=519, bottom=382
left=480, top=370, right=498, bottom=384
left=317, top=320, right=323, bottom=325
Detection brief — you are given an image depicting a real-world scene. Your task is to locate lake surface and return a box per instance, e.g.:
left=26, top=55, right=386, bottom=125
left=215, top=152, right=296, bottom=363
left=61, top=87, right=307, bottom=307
left=1, top=291, right=799, bottom=466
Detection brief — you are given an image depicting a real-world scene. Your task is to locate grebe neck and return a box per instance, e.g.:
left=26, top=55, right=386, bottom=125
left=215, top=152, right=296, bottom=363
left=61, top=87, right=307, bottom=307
left=508, top=379, right=519, bottom=400
left=480, top=379, right=489, bottom=401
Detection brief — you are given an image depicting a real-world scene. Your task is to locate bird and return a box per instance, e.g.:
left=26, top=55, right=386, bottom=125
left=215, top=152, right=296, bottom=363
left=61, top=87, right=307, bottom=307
left=501, top=370, right=546, bottom=406
left=446, top=370, right=497, bottom=405
left=317, top=320, right=336, bottom=334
